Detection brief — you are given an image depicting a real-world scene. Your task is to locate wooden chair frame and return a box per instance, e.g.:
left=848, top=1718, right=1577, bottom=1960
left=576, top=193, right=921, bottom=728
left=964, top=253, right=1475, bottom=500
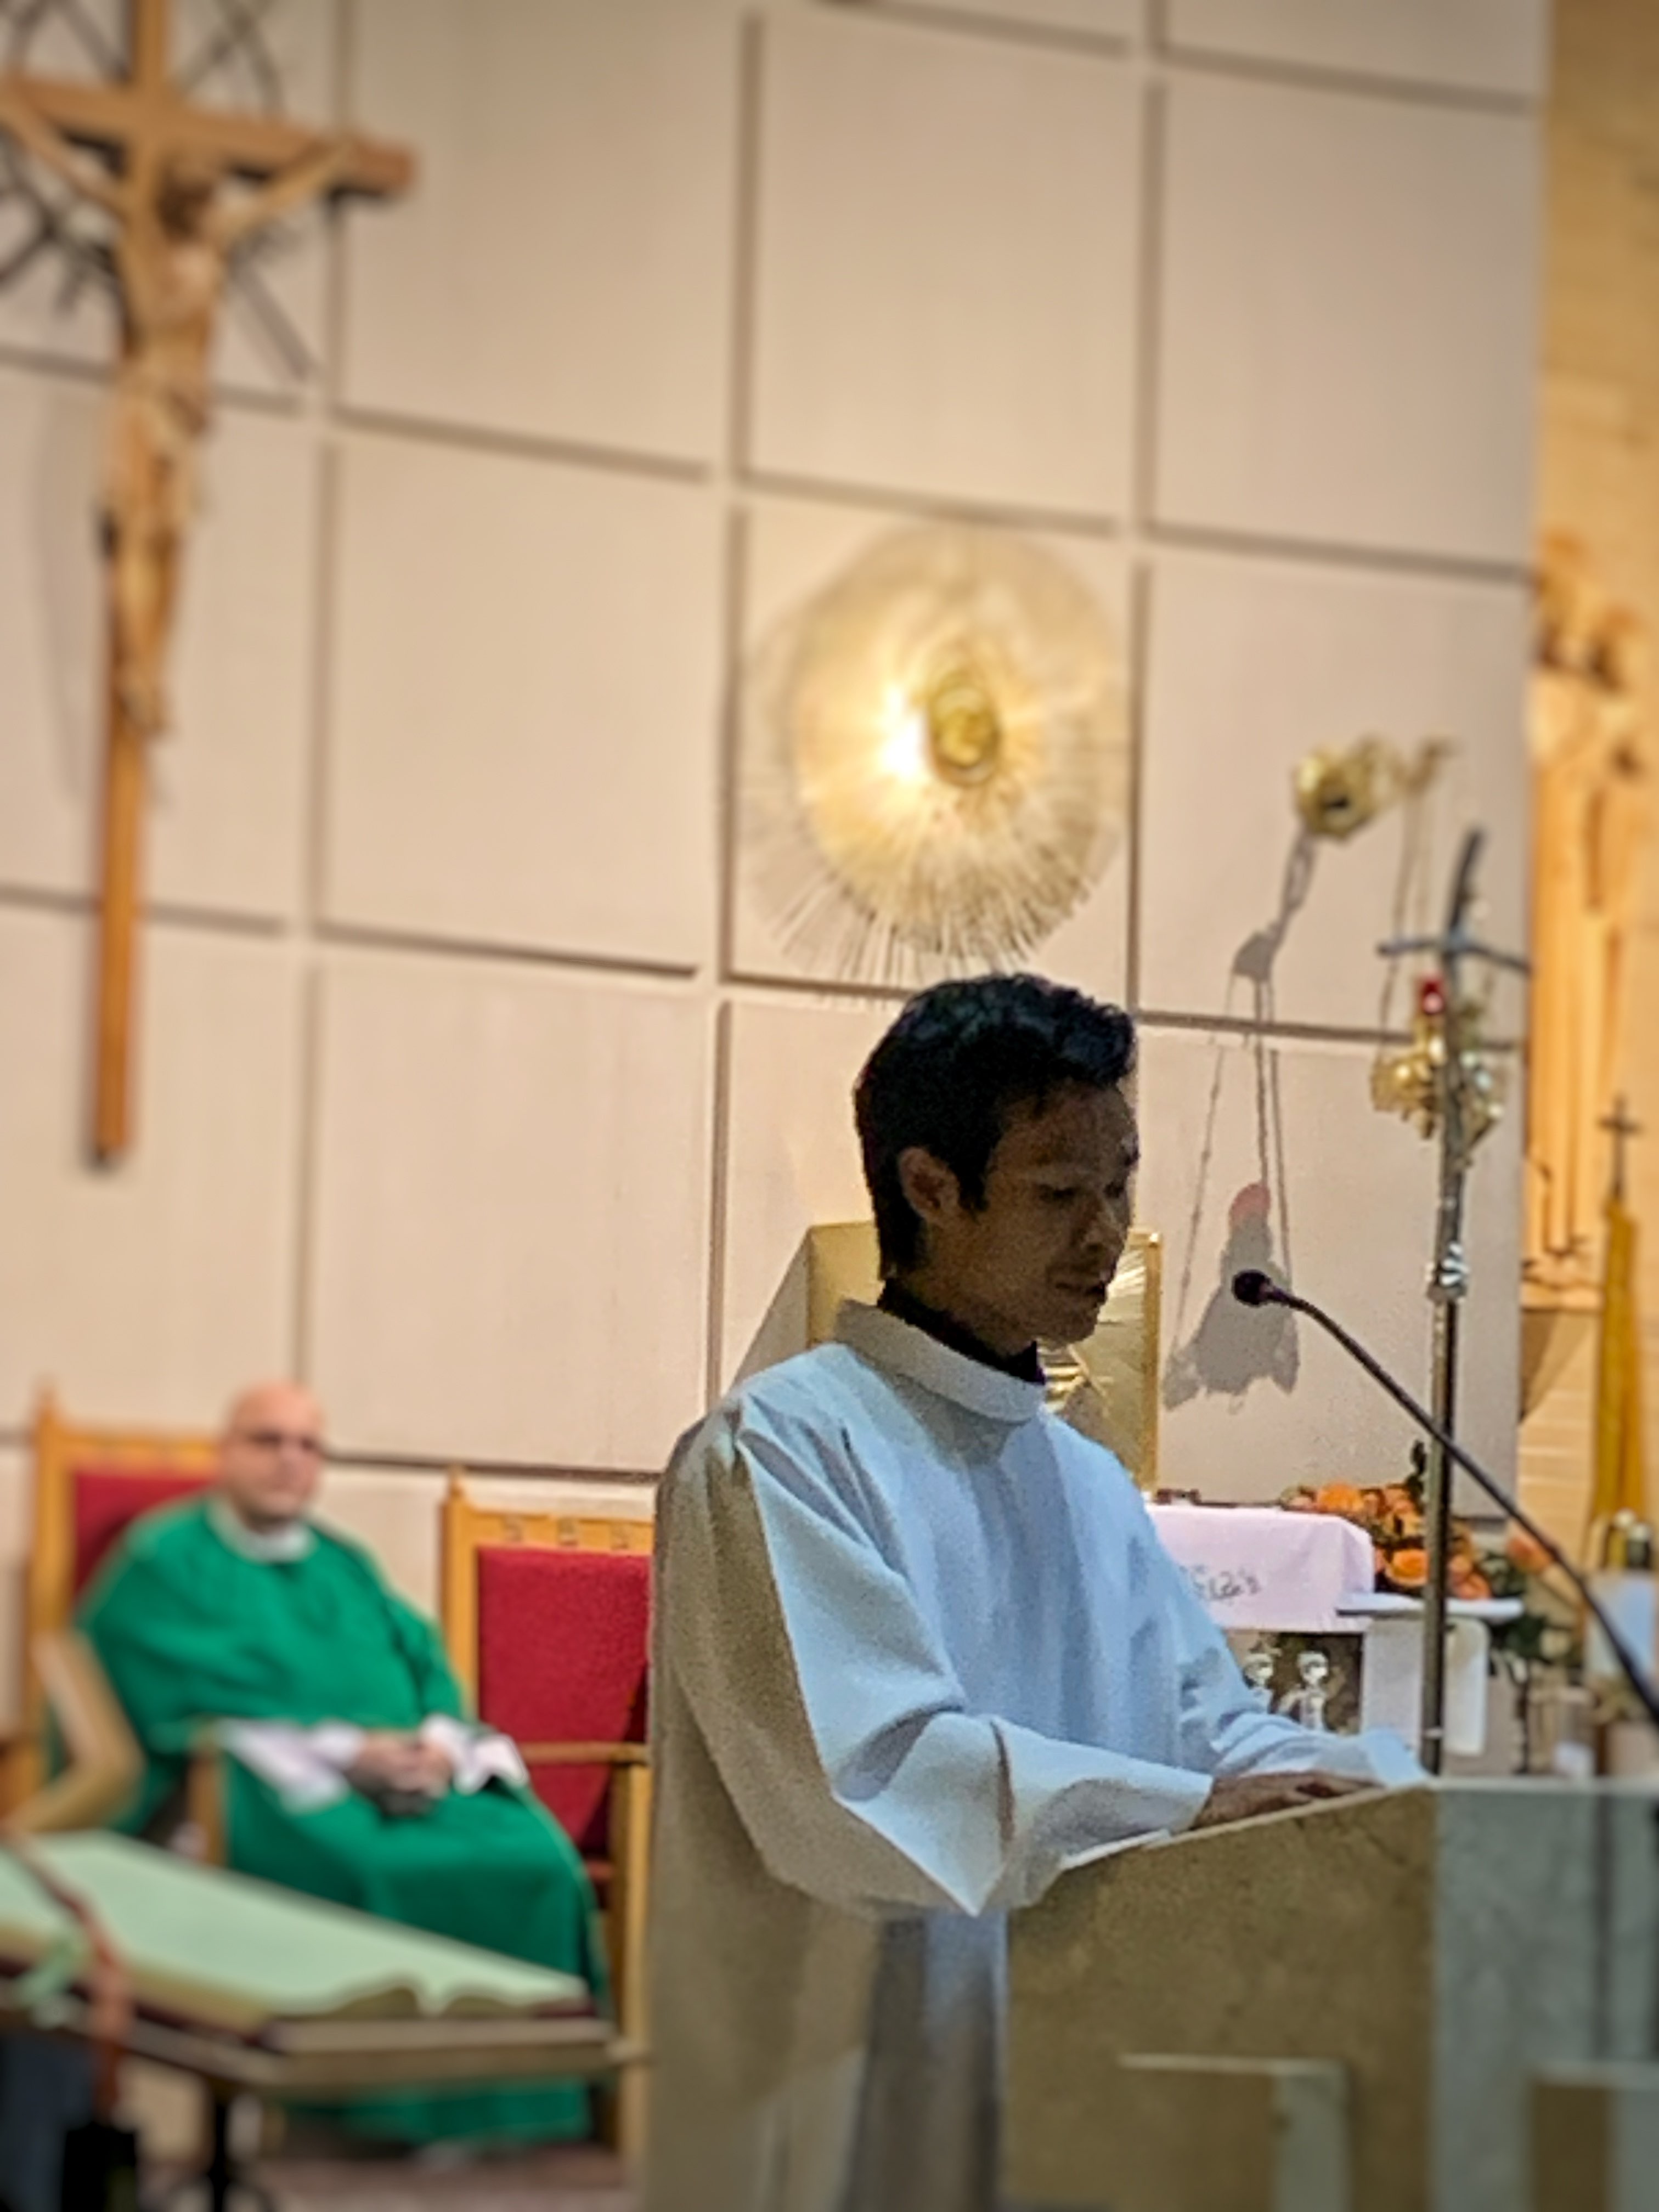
left=439, top=1475, right=653, bottom=2160
left=8, top=1629, right=145, bottom=1836
left=14, top=1390, right=216, bottom=1805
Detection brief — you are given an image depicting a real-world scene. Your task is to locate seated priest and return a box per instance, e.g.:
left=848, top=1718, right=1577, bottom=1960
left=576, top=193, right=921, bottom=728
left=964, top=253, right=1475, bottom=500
left=649, top=973, right=1423, bottom=2212
left=77, top=1383, right=604, bottom=2147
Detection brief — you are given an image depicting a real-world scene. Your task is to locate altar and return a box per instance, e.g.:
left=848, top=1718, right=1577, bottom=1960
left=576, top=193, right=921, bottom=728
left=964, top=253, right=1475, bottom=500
left=1147, top=1503, right=1374, bottom=1632
left=1148, top=1501, right=1505, bottom=1759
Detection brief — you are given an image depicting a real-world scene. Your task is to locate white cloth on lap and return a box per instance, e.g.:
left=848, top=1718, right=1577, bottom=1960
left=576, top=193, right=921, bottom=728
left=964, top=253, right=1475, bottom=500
left=219, top=1716, right=527, bottom=1812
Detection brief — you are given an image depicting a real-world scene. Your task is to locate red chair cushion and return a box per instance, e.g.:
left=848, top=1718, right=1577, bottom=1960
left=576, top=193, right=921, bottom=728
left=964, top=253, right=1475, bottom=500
left=475, top=1547, right=651, bottom=1858
left=72, top=1466, right=213, bottom=1597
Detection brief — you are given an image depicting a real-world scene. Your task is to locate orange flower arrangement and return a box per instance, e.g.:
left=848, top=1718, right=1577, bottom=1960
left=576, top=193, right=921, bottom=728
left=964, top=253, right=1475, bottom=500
left=1282, top=1477, right=1492, bottom=1600
left=1285, top=1458, right=1579, bottom=1672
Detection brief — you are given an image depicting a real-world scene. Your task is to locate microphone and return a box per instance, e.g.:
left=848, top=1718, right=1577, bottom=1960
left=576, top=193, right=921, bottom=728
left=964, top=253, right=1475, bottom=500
left=1230, top=1269, right=1659, bottom=1737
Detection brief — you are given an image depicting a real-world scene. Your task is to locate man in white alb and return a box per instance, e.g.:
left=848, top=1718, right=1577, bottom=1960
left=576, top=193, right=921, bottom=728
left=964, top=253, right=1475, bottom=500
left=647, top=974, right=1419, bottom=2212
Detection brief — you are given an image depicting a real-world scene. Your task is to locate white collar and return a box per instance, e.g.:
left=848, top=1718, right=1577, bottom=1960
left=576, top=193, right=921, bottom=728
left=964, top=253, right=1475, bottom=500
left=206, top=1492, right=317, bottom=1565
left=835, top=1301, right=1049, bottom=1426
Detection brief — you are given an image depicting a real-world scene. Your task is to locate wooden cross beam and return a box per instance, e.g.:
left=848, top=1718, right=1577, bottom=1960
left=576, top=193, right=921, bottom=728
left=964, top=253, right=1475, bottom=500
left=15, top=62, right=411, bottom=195
left=0, top=0, right=412, bottom=1164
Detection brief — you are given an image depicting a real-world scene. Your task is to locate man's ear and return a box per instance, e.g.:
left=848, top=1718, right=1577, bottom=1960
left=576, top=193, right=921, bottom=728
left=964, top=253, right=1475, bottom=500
left=896, top=1146, right=962, bottom=1232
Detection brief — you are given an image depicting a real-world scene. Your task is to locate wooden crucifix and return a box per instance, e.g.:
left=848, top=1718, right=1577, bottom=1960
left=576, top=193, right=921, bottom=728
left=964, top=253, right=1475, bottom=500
left=0, top=0, right=413, bottom=1163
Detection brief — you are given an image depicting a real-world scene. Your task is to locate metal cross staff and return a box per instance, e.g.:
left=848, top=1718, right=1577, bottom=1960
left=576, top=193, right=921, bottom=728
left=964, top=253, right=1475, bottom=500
left=1378, top=827, right=1529, bottom=1771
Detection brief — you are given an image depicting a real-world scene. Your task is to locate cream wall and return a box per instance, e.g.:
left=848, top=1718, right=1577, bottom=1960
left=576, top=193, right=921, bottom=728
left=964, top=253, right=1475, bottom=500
left=1522, top=0, right=1659, bottom=1551
left=0, top=0, right=1545, bottom=1712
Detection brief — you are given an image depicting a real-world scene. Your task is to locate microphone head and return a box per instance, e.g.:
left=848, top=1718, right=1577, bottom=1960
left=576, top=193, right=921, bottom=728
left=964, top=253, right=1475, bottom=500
left=1232, top=1268, right=1279, bottom=1308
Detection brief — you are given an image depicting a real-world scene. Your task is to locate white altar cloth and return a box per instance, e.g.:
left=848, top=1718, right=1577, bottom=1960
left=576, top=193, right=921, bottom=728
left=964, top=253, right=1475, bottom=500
left=1147, top=1504, right=1375, bottom=1633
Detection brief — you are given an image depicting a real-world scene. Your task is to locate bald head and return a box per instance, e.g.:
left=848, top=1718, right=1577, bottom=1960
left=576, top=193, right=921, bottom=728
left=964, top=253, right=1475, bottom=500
left=218, top=1381, right=326, bottom=1532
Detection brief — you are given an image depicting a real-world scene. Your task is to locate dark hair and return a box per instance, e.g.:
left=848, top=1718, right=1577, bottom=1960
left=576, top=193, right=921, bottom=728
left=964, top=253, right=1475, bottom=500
left=853, top=974, right=1136, bottom=1274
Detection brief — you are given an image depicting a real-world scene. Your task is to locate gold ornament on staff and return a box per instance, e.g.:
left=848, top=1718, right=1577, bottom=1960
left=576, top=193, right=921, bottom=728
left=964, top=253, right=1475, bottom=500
left=1371, top=973, right=1506, bottom=1156
left=1368, top=830, right=1528, bottom=1774
left=741, top=527, right=1127, bottom=983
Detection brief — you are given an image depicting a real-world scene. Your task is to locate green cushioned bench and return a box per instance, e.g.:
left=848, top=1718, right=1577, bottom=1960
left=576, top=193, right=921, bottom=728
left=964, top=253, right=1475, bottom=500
left=0, top=1831, right=626, bottom=2097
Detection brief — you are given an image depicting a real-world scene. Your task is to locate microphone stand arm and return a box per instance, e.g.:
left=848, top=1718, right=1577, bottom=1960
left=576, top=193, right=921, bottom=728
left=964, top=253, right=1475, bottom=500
left=1275, top=1285, right=1659, bottom=1739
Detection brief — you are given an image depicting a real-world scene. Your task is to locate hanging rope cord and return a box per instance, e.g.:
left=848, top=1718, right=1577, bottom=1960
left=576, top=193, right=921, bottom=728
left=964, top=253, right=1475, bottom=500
left=1166, top=836, right=1310, bottom=1358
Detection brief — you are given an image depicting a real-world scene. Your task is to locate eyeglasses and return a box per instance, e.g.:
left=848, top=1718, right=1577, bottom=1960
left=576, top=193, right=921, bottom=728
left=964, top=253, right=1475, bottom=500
left=235, top=1428, right=325, bottom=1457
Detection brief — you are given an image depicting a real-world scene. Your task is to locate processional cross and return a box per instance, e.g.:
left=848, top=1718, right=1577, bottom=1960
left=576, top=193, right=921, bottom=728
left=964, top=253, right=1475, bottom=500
left=0, top=0, right=413, bottom=1161
left=1376, top=828, right=1528, bottom=1771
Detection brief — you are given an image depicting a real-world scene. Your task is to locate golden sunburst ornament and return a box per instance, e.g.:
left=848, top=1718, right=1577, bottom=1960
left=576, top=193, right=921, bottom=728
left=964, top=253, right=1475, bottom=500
left=742, top=528, right=1127, bottom=982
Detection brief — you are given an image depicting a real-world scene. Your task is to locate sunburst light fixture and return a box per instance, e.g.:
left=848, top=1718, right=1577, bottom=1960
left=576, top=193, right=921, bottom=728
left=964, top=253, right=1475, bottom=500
left=741, top=527, right=1127, bottom=983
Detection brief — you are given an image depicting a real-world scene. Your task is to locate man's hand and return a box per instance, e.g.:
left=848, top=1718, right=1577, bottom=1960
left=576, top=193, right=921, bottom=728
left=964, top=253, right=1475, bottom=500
left=346, top=1731, right=453, bottom=1801
left=1193, top=1771, right=1375, bottom=1831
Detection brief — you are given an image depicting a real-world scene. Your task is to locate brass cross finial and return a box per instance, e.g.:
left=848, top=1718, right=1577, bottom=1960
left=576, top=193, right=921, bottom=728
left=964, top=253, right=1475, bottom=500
left=1602, top=1095, right=1643, bottom=1205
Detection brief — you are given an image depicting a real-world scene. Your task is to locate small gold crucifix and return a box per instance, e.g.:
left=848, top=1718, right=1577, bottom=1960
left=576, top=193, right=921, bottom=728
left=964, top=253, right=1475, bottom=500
left=0, top=0, right=413, bottom=1163
left=1602, top=1095, right=1643, bottom=1206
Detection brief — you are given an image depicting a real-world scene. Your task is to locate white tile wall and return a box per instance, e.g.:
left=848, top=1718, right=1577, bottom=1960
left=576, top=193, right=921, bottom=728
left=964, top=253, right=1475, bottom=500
left=1156, top=74, right=1542, bottom=563
left=318, top=1467, right=445, bottom=1613
left=341, top=0, right=740, bottom=464
left=1137, top=551, right=1531, bottom=1029
left=1136, top=1028, right=1522, bottom=1502
left=307, top=952, right=710, bottom=1467
left=0, top=370, right=104, bottom=896
left=719, top=994, right=892, bottom=1386
left=0, top=910, right=301, bottom=1423
left=748, top=10, right=1140, bottom=517
left=325, top=433, right=721, bottom=966
left=0, top=371, right=317, bottom=920
left=1167, top=0, right=1551, bottom=100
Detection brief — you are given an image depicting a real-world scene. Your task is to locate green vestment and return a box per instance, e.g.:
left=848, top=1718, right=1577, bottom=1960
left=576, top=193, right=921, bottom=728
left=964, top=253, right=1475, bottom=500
left=77, top=1498, right=603, bottom=2145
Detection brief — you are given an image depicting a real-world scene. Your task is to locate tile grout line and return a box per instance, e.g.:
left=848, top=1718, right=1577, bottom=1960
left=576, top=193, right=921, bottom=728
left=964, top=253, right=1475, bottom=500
left=699, top=12, right=771, bottom=1410
left=1163, top=41, right=1541, bottom=120
left=0, top=363, right=1533, bottom=595
left=704, top=1003, right=736, bottom=1412
left=821, top=0, right=1542, bottom=120
left=285, top=0, right=356, bottom=1387
left=828, top=2, right=1133, bottom=65
left=1121, top=40, right=1166, bottom=1014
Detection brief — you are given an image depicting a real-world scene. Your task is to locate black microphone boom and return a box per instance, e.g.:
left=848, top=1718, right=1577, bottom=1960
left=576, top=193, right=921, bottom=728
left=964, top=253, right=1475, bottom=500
left=1230, top=1269, right=1659, bottom=1737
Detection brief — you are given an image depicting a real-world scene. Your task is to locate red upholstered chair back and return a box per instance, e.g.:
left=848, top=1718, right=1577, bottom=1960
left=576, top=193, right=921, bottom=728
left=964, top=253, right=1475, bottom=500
left=72, top=1468, right=212, bottom=1597
left=475, top=1547, right=651, bottom=1858
left=18, top=1393, right=219, bottom=1805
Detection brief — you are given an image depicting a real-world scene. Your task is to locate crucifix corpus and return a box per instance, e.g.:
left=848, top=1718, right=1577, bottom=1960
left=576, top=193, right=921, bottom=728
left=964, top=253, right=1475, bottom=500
left=0, top=0, right=414, bottom=1163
